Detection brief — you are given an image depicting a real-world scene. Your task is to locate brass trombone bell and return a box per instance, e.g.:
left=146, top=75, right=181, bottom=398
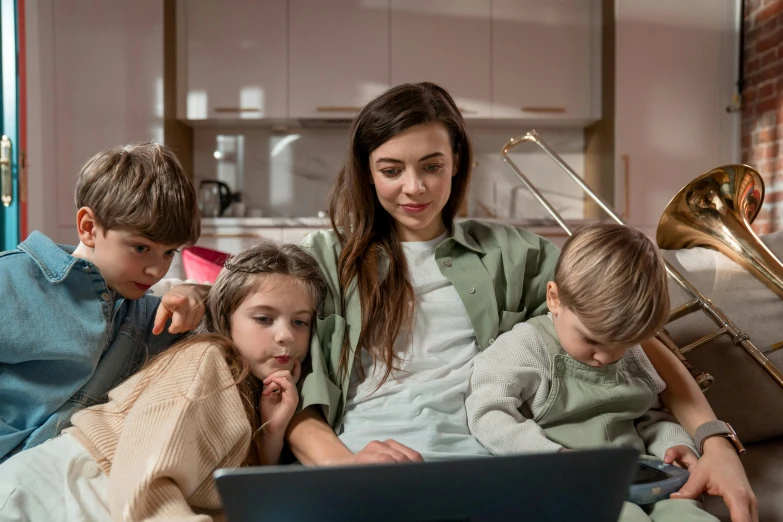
left=657, top=164, right=783, bottom=299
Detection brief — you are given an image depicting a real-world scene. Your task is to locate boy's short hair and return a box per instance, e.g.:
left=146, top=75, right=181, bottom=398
left=74, top=142, right=200, bottom=246
left=554, top=222, right=670, bottom=346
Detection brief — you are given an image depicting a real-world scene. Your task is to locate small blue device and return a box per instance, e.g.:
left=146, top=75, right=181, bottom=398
left=627, top=455, right=690, bottom=505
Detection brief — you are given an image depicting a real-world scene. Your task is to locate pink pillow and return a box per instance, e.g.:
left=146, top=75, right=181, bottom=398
left=181, top=246, right=230, bottom=284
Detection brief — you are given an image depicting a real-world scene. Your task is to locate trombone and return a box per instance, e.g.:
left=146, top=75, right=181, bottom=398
left=501, top=130, right=783, bottom=392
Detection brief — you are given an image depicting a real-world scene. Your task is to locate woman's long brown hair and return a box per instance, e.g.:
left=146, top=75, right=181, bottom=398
left=327, top=82, right=473, bottom=385
left=124, top=242, right=325, bottom=467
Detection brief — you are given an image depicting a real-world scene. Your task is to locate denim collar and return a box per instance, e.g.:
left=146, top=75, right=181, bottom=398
left=18, top=231, right=88, bottom=284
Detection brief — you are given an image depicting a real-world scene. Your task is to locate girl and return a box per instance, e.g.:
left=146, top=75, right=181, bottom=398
left=0, top=242, right=326, bottom=521
left=287, top=82, right=757, bottom=521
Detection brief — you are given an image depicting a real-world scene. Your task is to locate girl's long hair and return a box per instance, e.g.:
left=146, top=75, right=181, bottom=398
left=126, top=242, right=326, bottom=466
left=327, top=82, right=473, bottom=385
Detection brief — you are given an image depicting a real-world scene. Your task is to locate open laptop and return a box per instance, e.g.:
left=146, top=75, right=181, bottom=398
left=214, top=448, right=637, bottom=522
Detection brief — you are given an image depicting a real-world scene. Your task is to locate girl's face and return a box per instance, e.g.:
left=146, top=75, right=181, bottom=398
left=229, top=274, right=313, bottom=381
left=369, top=123, right=457, bottom=242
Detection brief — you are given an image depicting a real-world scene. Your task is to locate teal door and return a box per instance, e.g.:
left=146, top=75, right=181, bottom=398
left=0, top=0, right=19, bottom=251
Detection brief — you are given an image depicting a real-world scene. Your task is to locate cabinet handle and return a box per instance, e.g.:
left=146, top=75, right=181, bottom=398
left=199, top=233, right=262, bottom=239
left=621, top=154, right=630, bottom=220
left=20, top=150, right=26, bottom=204
left=459, top=107, right=477, bottom=114
left=1, top=135, right=12, bottom=208
left=315, top=106, right=362, bottom=113
left=521, top=107, right=566, bottom=113
left=213, top=107, right=261, bottom=113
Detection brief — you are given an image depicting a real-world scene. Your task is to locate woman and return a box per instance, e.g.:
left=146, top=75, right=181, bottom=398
left=289, top=82, right=757, bottom=522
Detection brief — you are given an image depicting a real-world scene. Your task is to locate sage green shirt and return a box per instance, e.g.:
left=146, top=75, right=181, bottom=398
left=299, top=219, right=560, bottom=429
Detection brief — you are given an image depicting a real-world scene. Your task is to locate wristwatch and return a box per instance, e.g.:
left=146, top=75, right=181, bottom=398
left=694, top=421, right=746, bottom=456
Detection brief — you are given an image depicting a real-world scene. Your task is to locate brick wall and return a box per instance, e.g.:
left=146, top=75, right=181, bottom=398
left=742, top=0, right=783, bottom=234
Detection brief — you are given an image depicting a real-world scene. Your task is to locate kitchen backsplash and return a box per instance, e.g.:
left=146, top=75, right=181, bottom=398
left=192, top=125, right=587, bottom=222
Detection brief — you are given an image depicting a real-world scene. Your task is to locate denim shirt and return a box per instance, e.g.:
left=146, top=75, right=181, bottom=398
left=298, top=219, right=561, bottom=428
left=0, top=231, right=180, bottom=461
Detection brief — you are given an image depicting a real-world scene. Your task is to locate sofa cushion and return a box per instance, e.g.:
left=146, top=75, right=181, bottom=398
left=661, top=231, right=783, bottom=444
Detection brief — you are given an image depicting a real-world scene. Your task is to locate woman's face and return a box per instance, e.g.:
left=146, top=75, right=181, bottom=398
left=369, top=123, right=457, bottom=242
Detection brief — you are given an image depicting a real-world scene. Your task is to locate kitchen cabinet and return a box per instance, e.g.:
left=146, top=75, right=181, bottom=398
left=177, top=0, right=288, bottom=120
left=288, top=0, right=391, bottom=119
left=615, top=0, right=739, bottom=237
left=390, top=0, right=491, bottom=118
left=491, top=0, right=599, bottom=122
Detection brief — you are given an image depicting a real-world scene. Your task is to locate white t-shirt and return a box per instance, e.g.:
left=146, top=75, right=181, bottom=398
left=338, top=232, right=492, bottom=461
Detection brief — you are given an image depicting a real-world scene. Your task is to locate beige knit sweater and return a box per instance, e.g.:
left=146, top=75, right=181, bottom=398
left=65, top=342, right=252, bottom=522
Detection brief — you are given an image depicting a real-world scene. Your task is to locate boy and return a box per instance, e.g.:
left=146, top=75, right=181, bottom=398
left=0, top=142, right=208, bottom=461
left=466, top=222, right=718, bottom=521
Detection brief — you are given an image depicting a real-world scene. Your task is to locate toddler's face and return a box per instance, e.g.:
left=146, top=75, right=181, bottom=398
left=89, top=226, right=180, bottom=300
left=229, top=274, right=313, bottom=381
left=546, top=281, right=631, bottom=367
left=550, top=306, right=630, bottom=367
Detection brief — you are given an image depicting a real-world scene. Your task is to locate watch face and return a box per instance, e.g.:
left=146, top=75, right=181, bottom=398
left=724, top=424, right=746, bottom=455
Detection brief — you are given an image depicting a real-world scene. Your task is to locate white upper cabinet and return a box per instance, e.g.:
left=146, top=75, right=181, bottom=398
left=390, top=0, right=491, bottom=118
left=491, top=0, right=599, bottom=121
left=178, top=0, right=288, bottom=120
left=289, top=0, right=391, bottom=119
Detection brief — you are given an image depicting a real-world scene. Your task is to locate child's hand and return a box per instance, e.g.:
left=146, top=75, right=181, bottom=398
left=260, top=359, right=302, bottom=437
left=663, top=444, right=699, bottom=469
left=152, top=284, right=209, bottom=335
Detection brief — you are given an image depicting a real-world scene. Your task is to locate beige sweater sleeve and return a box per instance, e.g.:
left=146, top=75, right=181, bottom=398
left=107, top=347, right=251, bottom=522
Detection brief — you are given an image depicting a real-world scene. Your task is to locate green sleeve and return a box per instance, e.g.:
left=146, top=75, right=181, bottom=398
left=297, top=230, right=345, bottom=428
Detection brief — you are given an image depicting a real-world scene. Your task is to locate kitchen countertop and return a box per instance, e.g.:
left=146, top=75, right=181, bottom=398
left=202, top=217, right=330, bottom=228
left=201, top=216, right=587, bottom=236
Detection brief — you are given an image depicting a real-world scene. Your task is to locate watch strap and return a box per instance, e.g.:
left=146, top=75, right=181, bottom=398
left=694, top=421, right=746, bottom=456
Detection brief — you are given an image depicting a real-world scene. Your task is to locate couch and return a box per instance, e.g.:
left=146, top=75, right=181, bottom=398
left=153, top=232, right=783, bottom=520
left=661, top=231, right=783, bottom=521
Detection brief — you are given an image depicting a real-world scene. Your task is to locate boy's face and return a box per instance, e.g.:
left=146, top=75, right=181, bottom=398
left=87, top=226, right=180, bottom=300
left=229, top=274, right=312, bottom=381
left=546, top=282, right=631, bottom=367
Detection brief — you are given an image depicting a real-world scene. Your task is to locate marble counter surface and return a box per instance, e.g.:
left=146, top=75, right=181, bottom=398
left=201, top=216, right=588, bottom=237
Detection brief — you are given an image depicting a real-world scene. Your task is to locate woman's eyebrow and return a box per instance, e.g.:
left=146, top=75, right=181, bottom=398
left=374, top=152, right=446, bottom=164
left=417, top=152, right=445, bottom=161
left=375, top=157, right=403, bottom=164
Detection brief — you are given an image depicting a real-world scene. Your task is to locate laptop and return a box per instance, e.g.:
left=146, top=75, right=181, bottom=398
left=214, top=448, right=638, bottom=522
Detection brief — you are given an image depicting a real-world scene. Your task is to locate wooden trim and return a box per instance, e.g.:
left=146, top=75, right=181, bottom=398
left=163, top=0, right=193, bottom=180
left=583, top=0, right=615, bottom=221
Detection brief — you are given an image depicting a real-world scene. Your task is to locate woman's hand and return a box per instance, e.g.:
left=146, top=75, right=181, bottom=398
left=671, top=438, right=758, bottom=522
left=260, top=359, right=302, bottom=437
left=285, top=406, right=424, bottom=466
left=345, top=440, right=424, bottom=465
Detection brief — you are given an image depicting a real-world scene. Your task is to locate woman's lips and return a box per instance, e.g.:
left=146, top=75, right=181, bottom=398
left=401, top=202, right=430, bottom=214
left=274, top=356, right=292, bottom=364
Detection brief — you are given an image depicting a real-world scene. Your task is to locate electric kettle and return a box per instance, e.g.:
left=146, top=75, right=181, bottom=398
left=199, top=180, right=233, bottom=217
